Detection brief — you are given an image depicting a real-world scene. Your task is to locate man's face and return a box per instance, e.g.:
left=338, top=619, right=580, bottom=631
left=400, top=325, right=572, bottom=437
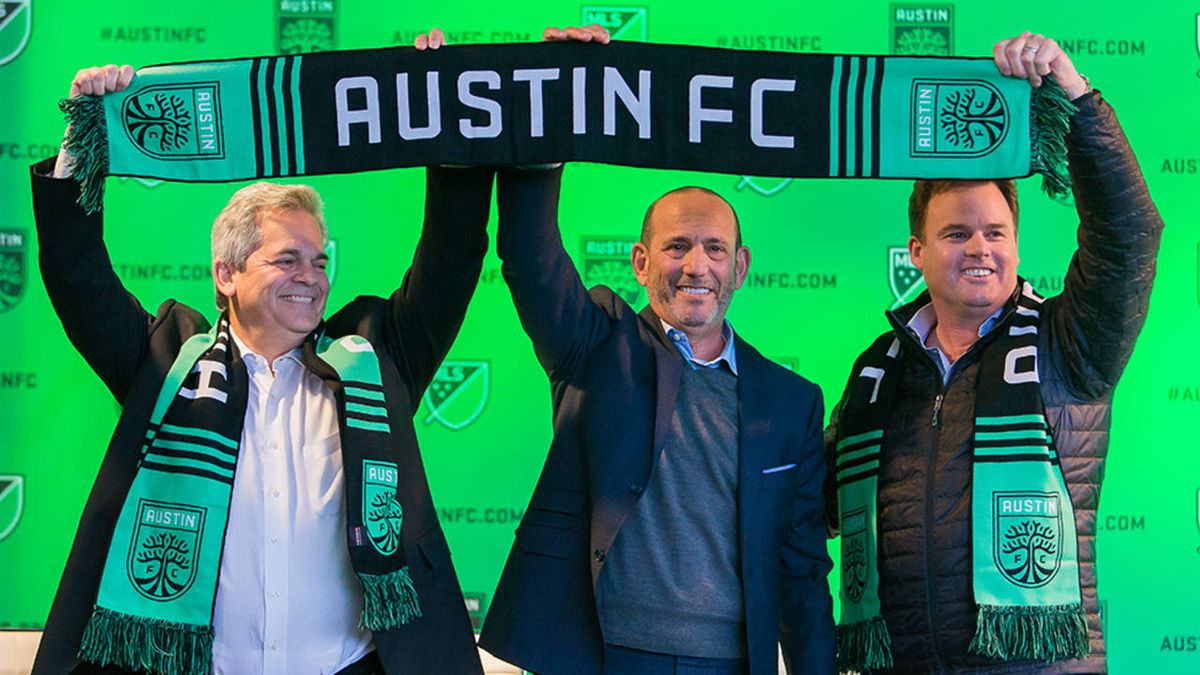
left=632, top=191, right=750, bottom=339
left=215, top=208, right=329, bottom=355
left=910, top=183, right=1019, bottom=323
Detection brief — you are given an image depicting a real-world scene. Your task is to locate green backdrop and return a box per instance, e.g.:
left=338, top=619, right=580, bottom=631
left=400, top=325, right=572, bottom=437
left=2, top=0, right=1197, bottom=670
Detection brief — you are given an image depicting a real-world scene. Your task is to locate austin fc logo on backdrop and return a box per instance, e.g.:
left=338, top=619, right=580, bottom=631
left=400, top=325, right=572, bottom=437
left=888, top=245, right=924, bottom=310
left=127, top=499, right=205, bottom=600
left=423, top=361, right=490, bottom=431
left=734, top=176, right=794, bottom=198
left=0, top=475, right=23, bottom=542
left=994, top=492, right=1063, bottom=588
left=0, top=1, right=31, bottom=67
left=278, top=0, right=336, bottom=54
left=122, top=84, right=224, bottom=160
left=0, top=229, right=25, bottom=313
left=581, top=236, right=643, bottom=306
left=910, top=79, right=1009, bottom=158
left=581, top=6, right=648, bottom=41
left=890, top=3, right=953, bottom=55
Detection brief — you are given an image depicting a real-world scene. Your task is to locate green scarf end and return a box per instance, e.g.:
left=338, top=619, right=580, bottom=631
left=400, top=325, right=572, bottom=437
left=1030, top=75, right=1077, bottom=200
left=78, top=605, right=214, bottom=675
left=836, top=615, right=893, bottom=673
left=969, top=603, right=1090, bottom=662
left=358, top=567, right=422, bottom=631
left=59, top=94, right=109, bottom=215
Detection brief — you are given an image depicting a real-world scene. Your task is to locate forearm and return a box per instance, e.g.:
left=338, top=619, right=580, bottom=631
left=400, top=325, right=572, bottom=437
left=31, top=157, right=150, bottom=399
left=388, top=166, right=494, bottom=396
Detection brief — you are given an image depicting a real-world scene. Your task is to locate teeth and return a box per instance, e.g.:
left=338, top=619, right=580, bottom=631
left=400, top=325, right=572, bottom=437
left=963, top=268, right=992, bottom=277
left=679, top=287, right=711, bottom=296
left=282, top=295, right=314, bottom=303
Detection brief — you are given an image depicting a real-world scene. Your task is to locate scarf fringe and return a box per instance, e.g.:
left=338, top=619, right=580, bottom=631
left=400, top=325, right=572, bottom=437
left=969, top=603, right=1090, bottom=662
left=358, top=567, right=422, bottom=631
left=79, top=604, right=214, bottom=675
left=836, top=615, right=893, bottom=673
left=1029, top=75, right=1077, bottom=200
left=59, top=94, right=109, bottom=215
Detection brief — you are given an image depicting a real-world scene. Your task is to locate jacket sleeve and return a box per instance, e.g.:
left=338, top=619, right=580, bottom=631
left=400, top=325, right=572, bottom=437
left=383, top=166, right=494, bottom=404
left=495, top=166, right=612, bottom=382
left=31, top=157, right=152, bottom=402
left=1046, top=92, right=1164, bottom=400
left=780, top=386, right=837, bottom=675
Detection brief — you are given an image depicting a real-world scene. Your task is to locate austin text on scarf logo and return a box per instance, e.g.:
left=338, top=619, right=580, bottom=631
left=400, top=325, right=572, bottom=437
left=841, top=508, right=869, bottom=603
left=127, top=499, right=205, bottom=601
left=363, top=461, right=402, bottom=555
left=0, top=229, right=25, bottom=313
left=910, top=79, right=1008, bottom=158
left=993, top=492, right=1063, bottom=588
left=121, top=83, right=225, bottom=160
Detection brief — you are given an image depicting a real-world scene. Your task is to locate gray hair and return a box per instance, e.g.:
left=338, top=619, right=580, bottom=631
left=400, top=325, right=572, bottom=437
left=211, top=182, right=328, bottom=310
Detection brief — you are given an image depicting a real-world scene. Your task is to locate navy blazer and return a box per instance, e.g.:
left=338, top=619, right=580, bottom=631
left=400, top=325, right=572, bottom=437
left=478, top=167, right=835, bottom=675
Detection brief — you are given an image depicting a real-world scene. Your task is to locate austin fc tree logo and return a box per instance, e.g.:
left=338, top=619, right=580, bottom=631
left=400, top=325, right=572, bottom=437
left=125, top=92, right=192, bottom=153
left=363, top=461, right=402, bottom=555
left=133, top=533, right=193, bottom=599
left=939, top=86, right=1005, bottom=151
left=126, top=500, right=204, bottom=601
left=843, top=538, right=868, bottom=602
left=994, top=492, right=1062, bottom=588
left=0, top=229, right=25, bottom=313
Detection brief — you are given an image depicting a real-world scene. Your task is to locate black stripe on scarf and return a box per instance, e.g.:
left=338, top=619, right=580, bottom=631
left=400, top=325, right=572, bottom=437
left=869, top=57, right=883, bottom=177
left=249, top=58, right=265, bottom=177
left=141, top=461, right=235, bottom=485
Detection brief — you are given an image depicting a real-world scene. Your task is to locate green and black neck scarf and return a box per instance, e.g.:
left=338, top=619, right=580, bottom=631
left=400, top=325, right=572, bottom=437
left=61, top=41, right=1076, bottom=213
left=833, top=280, right=1089, bottom=672
left=79, top=317, right=419, bottom=675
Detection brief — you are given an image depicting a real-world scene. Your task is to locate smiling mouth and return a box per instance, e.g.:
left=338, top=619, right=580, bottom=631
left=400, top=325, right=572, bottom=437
left=281, top=294, right=316, bottom=304
left=962, top=267, right=994, bottom=278
left=677, top=285, right=713, bottom=297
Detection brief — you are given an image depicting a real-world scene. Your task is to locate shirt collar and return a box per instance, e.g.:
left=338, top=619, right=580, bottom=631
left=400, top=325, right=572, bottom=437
left=230, top=329, right=302, bottom=375
left=905, top=303, right=1003, bottom=382
left=661, top=320, right=738, bottom=376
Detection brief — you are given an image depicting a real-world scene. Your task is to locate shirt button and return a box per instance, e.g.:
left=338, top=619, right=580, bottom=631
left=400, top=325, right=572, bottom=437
left=271, top=489, right=281, bottom=498
left=270, top=644, right=278, bottom=652
left=629, top=483, right=643, bottom=495
left=270, top=537, right=279, bottom=544
left=593, top=548, right=606, bottom=563
left=271, top=591, right=281, bottom=599
left=269, top=441, right=279, bottom=450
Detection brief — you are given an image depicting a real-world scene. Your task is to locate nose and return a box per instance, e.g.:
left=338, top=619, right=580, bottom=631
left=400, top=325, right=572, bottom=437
left=964, top=231, right=989, bottom=257
left=681, top=247, right=709, bottom=276
left=294, top=260, right=323, bottom=285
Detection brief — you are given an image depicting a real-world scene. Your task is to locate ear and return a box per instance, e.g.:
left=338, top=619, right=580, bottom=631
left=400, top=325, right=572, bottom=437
left=631, top=242, right=650, bottom=287
left=908, top=234, right=925, bottom=271
left=214, top=260, right=237, bottom=301
left=732, top=245, right=751, bottom=290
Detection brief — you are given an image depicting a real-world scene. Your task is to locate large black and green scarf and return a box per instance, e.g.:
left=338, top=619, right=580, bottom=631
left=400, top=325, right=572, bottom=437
left=61, top=41, right=1075, bottom=212
left=79, top=317, right=419, bottom=675
left=833, top=280, right=1089, bottom=672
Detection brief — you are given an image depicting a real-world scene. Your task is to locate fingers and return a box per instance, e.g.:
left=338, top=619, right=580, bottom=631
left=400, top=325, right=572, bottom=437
left=70, top=64, right=133, bottom=97
left=414, top=27, right=444, bottom=50
left=994, top=32, right=1073, bottom=89
left=544, top=24, right=610, bottom=44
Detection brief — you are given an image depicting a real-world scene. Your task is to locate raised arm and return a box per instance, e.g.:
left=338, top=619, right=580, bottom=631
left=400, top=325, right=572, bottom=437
left=33, top=64, right=157, bottom=402
left=995, top=34, right=1163, bottom=398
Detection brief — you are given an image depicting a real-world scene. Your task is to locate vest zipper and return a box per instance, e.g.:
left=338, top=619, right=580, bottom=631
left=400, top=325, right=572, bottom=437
left=931, top=393, right=944, bottom=427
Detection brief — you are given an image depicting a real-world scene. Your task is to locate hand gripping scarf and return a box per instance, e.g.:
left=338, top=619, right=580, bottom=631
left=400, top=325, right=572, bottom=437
left=60, top=41, right=1076, bottom=213
left=79, top=318, right=419, bottom=675
left=833, top=281, right=1088, bottom=672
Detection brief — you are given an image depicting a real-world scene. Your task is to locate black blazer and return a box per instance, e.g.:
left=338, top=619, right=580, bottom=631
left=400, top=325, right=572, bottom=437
left=478, top=167, right=835, bottom=675
left=30, top=161, right=493, bottom=675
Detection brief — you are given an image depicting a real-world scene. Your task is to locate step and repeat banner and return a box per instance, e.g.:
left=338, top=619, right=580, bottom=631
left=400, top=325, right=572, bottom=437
left=1, top=1, right=1197, bottom=670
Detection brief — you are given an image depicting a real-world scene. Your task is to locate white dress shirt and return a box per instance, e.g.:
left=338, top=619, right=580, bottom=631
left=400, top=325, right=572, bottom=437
left=211, top=332, right=373, bottom=675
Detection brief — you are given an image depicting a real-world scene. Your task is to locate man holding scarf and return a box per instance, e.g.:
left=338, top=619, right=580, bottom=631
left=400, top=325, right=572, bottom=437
left=826, top=33, right=1162, bottom=673
left=30, top=63, right=490, bottom=675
